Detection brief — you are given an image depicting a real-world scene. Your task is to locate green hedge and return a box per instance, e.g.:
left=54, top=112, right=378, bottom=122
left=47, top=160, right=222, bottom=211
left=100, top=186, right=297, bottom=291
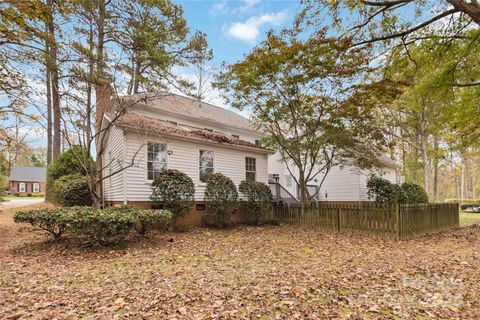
left=46, top=146, right=94, bottom=202
left=204, top=173, right=238, bottom=227
left=14, top=207, right=73, bottom=239
left=14, top=206, right=173, bottom=246
left=239, top=180, right=272, bottom=224
left=367, top=176, right=428, bottom=204
left=60, top=177, right=92, bottom=207
left=150, top=169, right=195, bottom=220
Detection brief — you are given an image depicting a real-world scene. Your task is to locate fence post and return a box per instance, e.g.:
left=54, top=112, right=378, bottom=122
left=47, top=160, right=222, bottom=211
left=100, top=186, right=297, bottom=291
left=274, top=176, right=281, bottom=203
left=336, top=207, right=341, bottom=232
left=395, top=203, right=400, bottom=241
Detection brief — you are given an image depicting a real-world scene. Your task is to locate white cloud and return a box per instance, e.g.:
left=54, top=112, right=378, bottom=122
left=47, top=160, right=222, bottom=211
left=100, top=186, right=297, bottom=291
left=226, top=10, right=288, bottom=43
left=239, top=0, right=261, bottom=13
left=209, top=0, right=229, bottom=16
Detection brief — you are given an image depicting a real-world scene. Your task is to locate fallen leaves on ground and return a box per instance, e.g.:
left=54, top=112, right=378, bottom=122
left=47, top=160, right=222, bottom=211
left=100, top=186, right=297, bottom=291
left=1, top=208, right=480, bottom=319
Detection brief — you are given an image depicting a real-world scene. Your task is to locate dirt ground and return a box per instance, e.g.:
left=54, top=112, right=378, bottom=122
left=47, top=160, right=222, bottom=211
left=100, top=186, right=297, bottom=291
left=1, top=205, right=479, bottom=319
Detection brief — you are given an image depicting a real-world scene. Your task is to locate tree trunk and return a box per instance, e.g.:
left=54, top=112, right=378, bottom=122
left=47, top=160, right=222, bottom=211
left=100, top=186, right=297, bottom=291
left=47, top=0, right=61, bottom=161
left=298, top=170, right=309, bottom=206
left=133, top=59, right=141, bottom=94
left=94, top=0, right=107, bottom=209
left=432, top=136, right=439, bottom=202
left=45, top=35, right=52, bottom=165
left=461, top=157, right=466, bottom=200
left=86, top=19, right=94, bottom=148
left=419, top=118, right=430, bottom=198
left=446, top=0, right=480, bottom=24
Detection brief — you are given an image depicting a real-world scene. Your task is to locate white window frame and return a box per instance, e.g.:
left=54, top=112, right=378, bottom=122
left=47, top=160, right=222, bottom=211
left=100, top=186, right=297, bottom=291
left=146, top=142, right=168, bottom=181
left=19, top=182, right=26, bottom=193
left=33, top=183, right=39, bottom=193
left=245, top=157, right=256, bottom=182
left=199, top=149, right=215, bottom=183
left=285, top=176, right=293, bottom=187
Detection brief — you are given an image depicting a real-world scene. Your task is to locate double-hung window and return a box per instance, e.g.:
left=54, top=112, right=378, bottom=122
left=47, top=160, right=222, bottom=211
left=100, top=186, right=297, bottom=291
left=33, top=183, right=39, bottom=193
left=147, top=142, right=167, bottom=180
left=245, top=157, right=256, bottom=182
left=19, top=182, right=26, bottom=193
left=199, top=150, right=214, bottom=183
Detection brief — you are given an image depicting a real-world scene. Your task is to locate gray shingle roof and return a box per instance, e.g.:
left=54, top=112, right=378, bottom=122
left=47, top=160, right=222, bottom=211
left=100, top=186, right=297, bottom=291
left=9, top=166, right=46, bottom=182
left=123, top=91, right=253, bottom=132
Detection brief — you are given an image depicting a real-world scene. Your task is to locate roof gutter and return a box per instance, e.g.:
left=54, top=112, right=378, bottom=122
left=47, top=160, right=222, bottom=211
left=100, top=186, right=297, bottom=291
left=120, top=125, right=275, bottom=155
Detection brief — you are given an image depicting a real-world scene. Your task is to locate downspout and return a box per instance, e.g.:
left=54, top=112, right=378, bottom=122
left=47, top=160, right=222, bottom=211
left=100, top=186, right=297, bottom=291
left=123, top=129, right=128, bottom=205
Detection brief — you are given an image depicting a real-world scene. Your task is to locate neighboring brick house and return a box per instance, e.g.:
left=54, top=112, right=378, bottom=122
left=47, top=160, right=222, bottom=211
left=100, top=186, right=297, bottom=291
left=9, top=166, right=46, bottom=196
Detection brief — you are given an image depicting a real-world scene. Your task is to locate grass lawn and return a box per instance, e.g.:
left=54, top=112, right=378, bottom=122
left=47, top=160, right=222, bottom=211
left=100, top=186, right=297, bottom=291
left=1, top=196, right=45, bottom=202
left=1, top=205, right=480, bottom=319
left=460, top=211, right=480, bottom=228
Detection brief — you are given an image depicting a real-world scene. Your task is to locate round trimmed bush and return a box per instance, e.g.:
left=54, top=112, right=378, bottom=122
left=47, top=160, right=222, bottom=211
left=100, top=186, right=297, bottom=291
left=400, top=182, right=428, bottom=204
left=60, top=176, right=93, bottom=207
left=239, top=180, right=272, bottom=224
left=204, top=173, right=238, bottom=227
left=150, top=169, right=195, bottom=220
left=366, top=176, right=399, bottom=203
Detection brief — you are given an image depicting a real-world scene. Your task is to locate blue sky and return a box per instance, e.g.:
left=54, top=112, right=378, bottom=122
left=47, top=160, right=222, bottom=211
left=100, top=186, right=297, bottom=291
left=180, top=0, right=300, bottom=71
left=6, top=1, right=300, bottom=149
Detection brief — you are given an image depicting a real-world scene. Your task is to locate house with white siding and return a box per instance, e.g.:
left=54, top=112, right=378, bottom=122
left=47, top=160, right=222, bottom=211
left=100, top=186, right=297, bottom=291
left=98, top=91, right=272, bottom=225
left=268, top=152, right=397, bottom=203
left=98, top=91, right=397, bottom=224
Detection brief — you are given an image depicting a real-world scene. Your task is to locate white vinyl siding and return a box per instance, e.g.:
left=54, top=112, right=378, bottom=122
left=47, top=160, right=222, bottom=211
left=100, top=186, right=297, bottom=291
left=103, top=126, right=125, bottom=201
left=123, top=131, right=268, bottom=201
left=268, top=150, right=397, bottom=201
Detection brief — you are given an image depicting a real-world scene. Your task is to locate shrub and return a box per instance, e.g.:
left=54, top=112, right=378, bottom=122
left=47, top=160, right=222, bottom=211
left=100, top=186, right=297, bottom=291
left=15, top=206, right=173, bottom=246
left=0, top=175, right=7, bottom=202
left=366, top=176, right=399, bottom=203
left=133, top=209, right=173, bottom=235
left=14, top=208, right=72, bottom=239
left=66, top=206, right=134, bottom=246
left=46, top=146, right=94, bottom=202
left=367, top=176, right=429, bottom=204
left=32, top=193, right=45, bottom=198
left=400, top=182, right=428, bottom=204
left=239, top=180, right=272, bottom=224
left=54, top=174, right=82, bottom=203
left=150, top=169, right=194, bottom=220
left=204, top=173, right=238, bottom=227
left=60, top=177, right=92, bottom=207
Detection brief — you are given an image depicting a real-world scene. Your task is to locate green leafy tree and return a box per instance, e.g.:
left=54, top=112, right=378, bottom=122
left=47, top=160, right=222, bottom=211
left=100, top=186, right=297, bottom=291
left=150, top=169, right=195, bottom=221
left=114, top=0, right=209, bottom=94
left=216, top=30, right=386, bottom=204
left=301, top=1, right=480, bottom=49
left=204, top=173, right=238, bottom=227
left=46, top=146, right=94, bottom=202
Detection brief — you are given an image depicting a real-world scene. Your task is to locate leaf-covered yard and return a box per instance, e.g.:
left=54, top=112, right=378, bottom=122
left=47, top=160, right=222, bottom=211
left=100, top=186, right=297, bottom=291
left=1, top=206, right=480, bottom=319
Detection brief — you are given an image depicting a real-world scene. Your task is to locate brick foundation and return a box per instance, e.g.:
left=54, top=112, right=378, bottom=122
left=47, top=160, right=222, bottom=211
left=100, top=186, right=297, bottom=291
left=104, top=200, right=254, bottom=227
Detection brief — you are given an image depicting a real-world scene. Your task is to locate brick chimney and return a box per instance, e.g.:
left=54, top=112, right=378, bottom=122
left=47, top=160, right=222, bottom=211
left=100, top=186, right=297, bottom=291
left=96, top=81, right=113, bottom=131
